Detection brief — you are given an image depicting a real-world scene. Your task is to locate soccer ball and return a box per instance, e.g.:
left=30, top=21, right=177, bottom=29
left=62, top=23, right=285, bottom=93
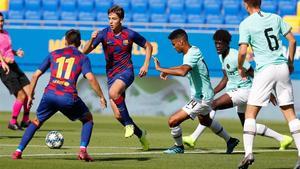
left=45, top=131, right=64, bottom=149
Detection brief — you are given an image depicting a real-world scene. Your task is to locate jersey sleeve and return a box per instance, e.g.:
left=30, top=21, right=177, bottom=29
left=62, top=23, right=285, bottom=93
left=183, top=53, right=198, bottom=68
left=92, top=30, right=105, bottom=47
left=81, top=56, right=92, bottom=77
left=130, top=30, right=147, bottom=47
left=279, top=17, right=292, bottom=36
left=38, top=54, right=51, bottom=73
left=239, top=21, right=250, bottom=45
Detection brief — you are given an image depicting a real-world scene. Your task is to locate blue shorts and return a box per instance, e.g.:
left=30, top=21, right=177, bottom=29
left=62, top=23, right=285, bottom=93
left=107, top=69, right=134, bottom=89
left=36, top=91, right=90, bottom=122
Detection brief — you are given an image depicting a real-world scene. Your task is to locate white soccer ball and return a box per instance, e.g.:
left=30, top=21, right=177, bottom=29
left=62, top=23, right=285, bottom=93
left=45, top=131, right=64, bottom=149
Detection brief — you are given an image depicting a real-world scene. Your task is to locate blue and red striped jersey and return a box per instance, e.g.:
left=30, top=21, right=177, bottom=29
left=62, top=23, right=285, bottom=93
left=92, top=26, right=146, bottom=78
left=39, top=46, right=92, bottom=95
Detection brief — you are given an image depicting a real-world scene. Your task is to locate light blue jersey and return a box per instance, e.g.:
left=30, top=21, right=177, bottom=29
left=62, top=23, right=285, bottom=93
left=239, top=11, right=291, bottom=71
left=218, top=48, right=252, bottom=92
left=183, top=46, right=214, bottom=101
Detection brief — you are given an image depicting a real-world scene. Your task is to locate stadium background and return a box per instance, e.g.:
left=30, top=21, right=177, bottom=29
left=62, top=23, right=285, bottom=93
left=0, top=0, right=299, bottom=120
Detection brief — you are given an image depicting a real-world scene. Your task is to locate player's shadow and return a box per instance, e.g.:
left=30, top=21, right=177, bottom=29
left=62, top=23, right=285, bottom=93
left=95, top=157, right=151, bottom=162
left=0, top=135, right=43, bottom=139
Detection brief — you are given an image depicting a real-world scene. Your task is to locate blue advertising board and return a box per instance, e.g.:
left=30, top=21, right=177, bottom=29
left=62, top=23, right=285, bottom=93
left=8, top=28, right=300, bottom=79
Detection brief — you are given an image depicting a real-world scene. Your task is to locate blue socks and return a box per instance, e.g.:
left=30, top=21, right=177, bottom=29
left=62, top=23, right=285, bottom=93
left=17, top=123, right=39, bottom=151
left=80, top=121, right=94, bottom=147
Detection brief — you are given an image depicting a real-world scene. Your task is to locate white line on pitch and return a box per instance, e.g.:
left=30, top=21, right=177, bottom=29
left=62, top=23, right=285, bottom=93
left=0, top=149, right=296, bottom=158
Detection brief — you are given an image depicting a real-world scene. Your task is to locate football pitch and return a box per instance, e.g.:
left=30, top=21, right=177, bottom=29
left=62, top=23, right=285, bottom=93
left=0, top=112, right=297, bottom=169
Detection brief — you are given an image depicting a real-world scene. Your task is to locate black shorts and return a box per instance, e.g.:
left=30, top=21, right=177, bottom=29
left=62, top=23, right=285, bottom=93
left=0, top=62, right=30, bottom=95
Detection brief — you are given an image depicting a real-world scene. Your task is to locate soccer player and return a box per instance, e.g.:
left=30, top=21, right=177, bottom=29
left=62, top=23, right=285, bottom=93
left=154, top=29, right=238, bottom=154
left=11, top=29, right=107, bottom=161
left=0, top=12, right=31, bottom=130
left=237, top=0, right=300, bottom=168
left=182, top=29, right=293, bottom=152
left=83, top=5, right=152, bottom=150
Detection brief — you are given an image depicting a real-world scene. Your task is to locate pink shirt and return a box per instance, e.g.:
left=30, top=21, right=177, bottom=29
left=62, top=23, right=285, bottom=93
left=0, top=30, right=14, bottom=62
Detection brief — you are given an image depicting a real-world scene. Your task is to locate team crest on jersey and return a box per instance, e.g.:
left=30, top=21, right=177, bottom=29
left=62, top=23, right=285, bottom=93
left=226, top=64, right=230, bottom=69
left=123, top=40, right=129, bottom=45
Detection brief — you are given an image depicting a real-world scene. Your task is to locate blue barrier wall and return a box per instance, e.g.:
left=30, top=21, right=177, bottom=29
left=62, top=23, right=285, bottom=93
left=8, top=28, right=300, bottom=79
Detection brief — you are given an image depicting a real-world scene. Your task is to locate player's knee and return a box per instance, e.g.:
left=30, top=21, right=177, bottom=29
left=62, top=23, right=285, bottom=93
left=211, top=100, right=217, bottom=110
left=168, top=117, right=179, bottom=127
left=32, top=118, right=42, bottom=128
left=199, top=117, right=212, bottom=127
left=16, top=91, right=27, bottom=101
left=80, top=112, right=93, bottom=123
left=109, top=91, right=120, bottom=100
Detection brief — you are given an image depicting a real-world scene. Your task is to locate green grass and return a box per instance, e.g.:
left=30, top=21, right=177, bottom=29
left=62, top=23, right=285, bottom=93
left=0, top=112, right=297, bottom=169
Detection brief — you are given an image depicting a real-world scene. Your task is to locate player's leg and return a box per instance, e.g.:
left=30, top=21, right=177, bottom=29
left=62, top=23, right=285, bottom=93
left=183, top=93, right=232, bottom=148
left=198, top=113, right=239, bottom=154
left=164, top=109, right=189, bottom=154
left=12, top=93, right=55, bottom=159
left=9, top=89, right=27, bottom=130
left=78, top=112, right=94, bottom=162
left=238, top=65, right=276, bottom=168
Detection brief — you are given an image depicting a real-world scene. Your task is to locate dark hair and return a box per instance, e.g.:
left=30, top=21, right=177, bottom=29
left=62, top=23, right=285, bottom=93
left=65, top=29, right=81, bottom=47
left=168, top=29, right=188, bottom=41
left=0, top=12, right=3, bottom=17
left=244, top=0, right=261, bottom=8
left=108, top=5, right=124, bottom=19
left=213, top=29, right=232, bottom=44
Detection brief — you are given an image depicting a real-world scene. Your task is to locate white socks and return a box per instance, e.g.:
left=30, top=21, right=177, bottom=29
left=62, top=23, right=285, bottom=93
left=289, top=119, right=300, bottom=156
left=210, top=118, right=230, bottom=142
left=190, top=110, right=216, bottom=141
left=171, top=126, right=183, bottom=146
left=256, top=123, right=284, bottom=142
left=243, top=118, right=256, bottom=156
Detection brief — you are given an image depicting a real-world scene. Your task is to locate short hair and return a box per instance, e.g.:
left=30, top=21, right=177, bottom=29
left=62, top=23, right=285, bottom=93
left=244, top=0, right=261, bottom=8
left=108, top=5, right=124, bottom=20
left=213, top=29, right=232, bottom=44
left=65, top=29, right=81, bottom=47
left=0, top=12, right=3, bottom=17
left=168, top=29, right=188, bottom=41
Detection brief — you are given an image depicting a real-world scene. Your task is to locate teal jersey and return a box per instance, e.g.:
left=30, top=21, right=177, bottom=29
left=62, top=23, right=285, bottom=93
left=218, top=48, right=252, bottom=91
left=239, top=11, right=291, bottom=71
left=183, top=46, right=214, bottom=101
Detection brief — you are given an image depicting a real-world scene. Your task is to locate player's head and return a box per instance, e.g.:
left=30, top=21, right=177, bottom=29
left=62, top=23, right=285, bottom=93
left=108, top=5, right=124, bottom=31
left=0, top=12, right=4, bottom=31
left=243, top=0, right=261, bottom=11
left=213, top=29, right=231, bottom=55
left=65, top=29, right=81, bottom=48
left=168, top=29, right=189, bottom=53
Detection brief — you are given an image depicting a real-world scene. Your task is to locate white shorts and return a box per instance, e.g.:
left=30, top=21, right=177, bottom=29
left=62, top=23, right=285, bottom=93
left=227, top=88, right=250, bottom=113
left=182, top=98, right=212, bottom=120
left=248, top=64, right=294, bottom=107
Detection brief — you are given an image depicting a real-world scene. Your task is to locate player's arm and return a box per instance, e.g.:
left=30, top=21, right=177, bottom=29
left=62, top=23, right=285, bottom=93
left=85, top=72, right=107, bottom=109
left=238, top=44, right=248, bottom=79
left=245, top=66, right=254, bottom=78
left=26, top=70, right=43, bottom=108
left=139, top=41, right=153, bottom=77
left=0, top=53, right=9, bottom=74
left=285, top=31, right=296, bottom=74
left=83, top=30, right=100, bottom=54
left=214, top=70, right=227, bottom=94
left=154, top=57, right=191, bottom=77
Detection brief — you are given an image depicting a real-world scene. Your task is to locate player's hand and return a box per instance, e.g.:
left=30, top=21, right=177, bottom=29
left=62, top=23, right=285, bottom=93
left=91, top=30, right=99, bottom=40
left=160, top=72, right=168, bottom=80
left=153, top=56, right=160, bottom=69
left=1, top=61, right=9, bottom=74
left=16, top=48, right=24, bottom=57
left=139, top=65, right=148, bottom=77
left=27, top=96, right=34, bottom=110
left=238, top=68, right=247, bottom=81
left=100, top=97, right=107, bottom=109
left=269, top=93, right=277, bottom=106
